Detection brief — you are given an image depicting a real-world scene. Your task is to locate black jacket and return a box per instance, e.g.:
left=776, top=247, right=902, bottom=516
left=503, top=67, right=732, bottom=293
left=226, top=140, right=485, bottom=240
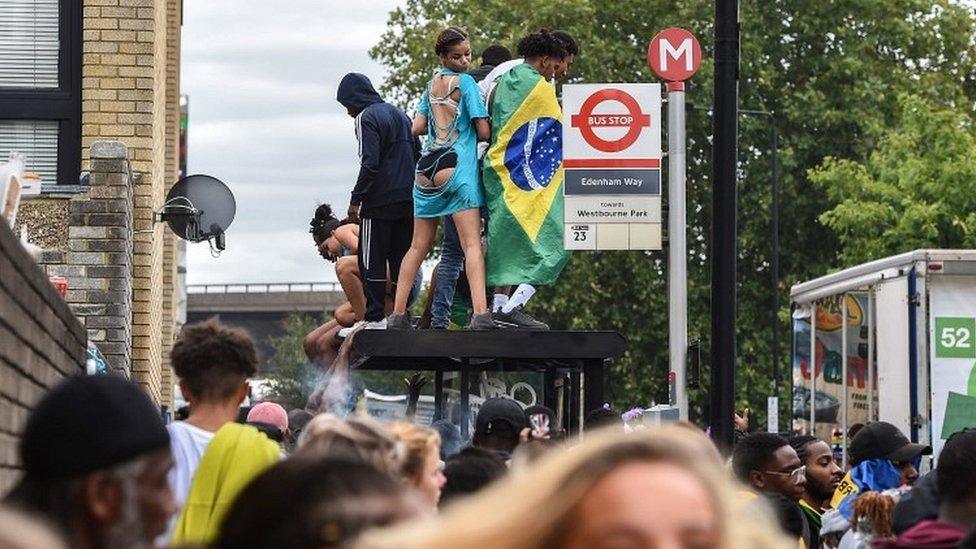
left=467, top=64, right=495, bottom=83
left=892, top=470, right=940, bottom=535
left=336, top=73, right=418, bottom=213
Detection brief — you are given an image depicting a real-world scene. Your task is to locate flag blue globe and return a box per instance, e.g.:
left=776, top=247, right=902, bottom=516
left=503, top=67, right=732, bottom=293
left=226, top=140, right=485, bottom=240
left=503, top=117, right=562, bottom=192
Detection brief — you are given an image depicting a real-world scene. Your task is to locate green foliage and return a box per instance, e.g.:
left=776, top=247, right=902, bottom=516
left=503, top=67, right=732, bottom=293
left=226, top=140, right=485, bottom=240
left=261, top=314, right=320, bottom=410
left=811, top=94, right=976, bottom=263
left=373, top=0, right=976, bottom=427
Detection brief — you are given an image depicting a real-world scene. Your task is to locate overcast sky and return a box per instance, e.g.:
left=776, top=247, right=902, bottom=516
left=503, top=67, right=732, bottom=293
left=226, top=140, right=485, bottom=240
left=182, top=1, right=404, bottom=285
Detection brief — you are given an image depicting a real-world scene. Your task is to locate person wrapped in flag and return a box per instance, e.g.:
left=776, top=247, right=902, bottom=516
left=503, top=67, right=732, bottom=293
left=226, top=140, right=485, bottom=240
left=482, top=30, right=579, bottom=329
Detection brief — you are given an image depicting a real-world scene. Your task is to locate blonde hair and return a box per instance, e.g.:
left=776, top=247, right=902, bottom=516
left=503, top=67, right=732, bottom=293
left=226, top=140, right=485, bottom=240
left=297, top=414, right=402, bottom=475
left=359, top=426, right=791, bottom=549
left=386, top=422, right=440, bottom=485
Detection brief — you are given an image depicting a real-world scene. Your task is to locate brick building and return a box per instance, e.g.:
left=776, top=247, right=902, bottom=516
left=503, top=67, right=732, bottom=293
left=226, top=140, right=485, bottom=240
left=1, top=0, right=186, bottom=407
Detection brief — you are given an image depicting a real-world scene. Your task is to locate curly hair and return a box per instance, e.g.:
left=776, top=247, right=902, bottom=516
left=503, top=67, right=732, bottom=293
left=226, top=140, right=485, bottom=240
left=171, top=317, right=258, bottom=402
left=309, top=203, right=340, bottom=245
left=850, top=491, right=896, bottom=539
left=552, top=30, right=580, bottom=56
left=516, top=29, right=568, bottom=60
left=434, top=26, right=468, bottom=56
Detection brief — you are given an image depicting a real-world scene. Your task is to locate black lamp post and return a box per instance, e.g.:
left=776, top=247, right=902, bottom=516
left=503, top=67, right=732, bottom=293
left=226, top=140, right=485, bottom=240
left=710, top=0, right=740, bottom=453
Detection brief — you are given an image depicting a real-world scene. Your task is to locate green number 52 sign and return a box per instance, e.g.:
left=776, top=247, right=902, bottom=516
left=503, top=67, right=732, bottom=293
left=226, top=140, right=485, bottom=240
left=936, top=317, right=976, bottom=358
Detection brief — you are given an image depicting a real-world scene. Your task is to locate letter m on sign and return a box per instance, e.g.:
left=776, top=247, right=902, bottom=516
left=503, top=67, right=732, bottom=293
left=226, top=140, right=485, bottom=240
left=648, top=28, right=701, bottom=82
left=660, top=38, right=693, bottom=71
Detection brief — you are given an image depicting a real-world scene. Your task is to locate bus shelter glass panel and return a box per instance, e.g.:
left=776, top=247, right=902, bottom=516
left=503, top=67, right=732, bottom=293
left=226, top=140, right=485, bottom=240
left=358, top=370, right=438, bottom=423
left=359, top=367, right=545, bottom=446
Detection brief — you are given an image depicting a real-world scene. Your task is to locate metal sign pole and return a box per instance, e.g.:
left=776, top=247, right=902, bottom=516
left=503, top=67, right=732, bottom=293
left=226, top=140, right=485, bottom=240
left=649, top=27, right=700, bottom=422
left=667, top=81, right=688, bottom=420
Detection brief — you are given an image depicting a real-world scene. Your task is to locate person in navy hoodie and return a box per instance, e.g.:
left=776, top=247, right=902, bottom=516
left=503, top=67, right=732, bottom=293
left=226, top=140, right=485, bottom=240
left=336, top=73, right=420, bottom=330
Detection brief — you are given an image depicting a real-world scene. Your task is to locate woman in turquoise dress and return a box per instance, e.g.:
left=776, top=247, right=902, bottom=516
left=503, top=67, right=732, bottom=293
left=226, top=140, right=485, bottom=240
left=388, top=27, right=494, bottom=330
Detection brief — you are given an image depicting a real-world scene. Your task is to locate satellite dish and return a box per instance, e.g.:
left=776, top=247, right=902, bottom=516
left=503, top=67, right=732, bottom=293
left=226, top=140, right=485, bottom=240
left=156, top=174, right=235, bottom=251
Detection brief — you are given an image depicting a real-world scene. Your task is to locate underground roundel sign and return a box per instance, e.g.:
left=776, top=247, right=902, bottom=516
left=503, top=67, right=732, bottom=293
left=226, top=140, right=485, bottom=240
left=562, top=83, right=662, bottom=161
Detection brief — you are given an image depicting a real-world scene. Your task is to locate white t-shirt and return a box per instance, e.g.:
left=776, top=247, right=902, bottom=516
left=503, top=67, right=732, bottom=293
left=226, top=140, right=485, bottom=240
left=477, top=58, right=524, bottom=106
left=476, top=58, right=524, bottom=159
left=167, top=421, right=216, bottom=507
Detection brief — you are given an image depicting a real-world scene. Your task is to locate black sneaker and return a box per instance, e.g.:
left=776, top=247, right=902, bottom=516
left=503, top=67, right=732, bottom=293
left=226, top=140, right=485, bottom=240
left=491, top=305, right=549, bottom=330
left=386, top=313, right=413, bottom=330
left=466, top=313, right=497, bottom=330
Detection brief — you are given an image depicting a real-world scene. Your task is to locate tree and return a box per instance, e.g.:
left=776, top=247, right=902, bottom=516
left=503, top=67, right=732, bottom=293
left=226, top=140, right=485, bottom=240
left=261, top=313, right=320, bottom=410
left=811, top=94, right=976, bottom=263
left=372, top=0, right=976, bottom=427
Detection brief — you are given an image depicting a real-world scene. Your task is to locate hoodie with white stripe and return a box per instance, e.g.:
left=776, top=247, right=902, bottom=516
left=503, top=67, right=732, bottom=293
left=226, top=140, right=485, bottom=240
left=336, top=73, right=418, bottom=214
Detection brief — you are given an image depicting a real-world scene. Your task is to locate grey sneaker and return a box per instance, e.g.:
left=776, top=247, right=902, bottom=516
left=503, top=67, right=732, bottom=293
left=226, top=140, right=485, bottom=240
left=466, top=313, right=497, bottom=330
left=491, top=305, right=549, bottom=330
left=386, top=313, right=413, bottom=330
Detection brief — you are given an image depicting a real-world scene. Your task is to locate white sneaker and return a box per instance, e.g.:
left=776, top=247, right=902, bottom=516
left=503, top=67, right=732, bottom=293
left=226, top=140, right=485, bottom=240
left=337, top=318, right=387, bottom=339
left=364, top=318, right=387, bottom=330
left=337, top=320, right=366, bottom=339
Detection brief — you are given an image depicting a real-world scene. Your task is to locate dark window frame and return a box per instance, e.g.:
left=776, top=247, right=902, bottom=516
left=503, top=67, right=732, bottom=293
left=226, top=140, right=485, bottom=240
left=0, top=0, right=82, bottom=186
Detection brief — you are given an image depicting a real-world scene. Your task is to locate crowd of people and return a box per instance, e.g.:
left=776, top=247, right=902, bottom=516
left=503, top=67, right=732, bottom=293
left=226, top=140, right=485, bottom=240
left=3, top=26, right=976, bottom=549
left=0, top=315, right=973, bottom=547
left=308, top=26, right=580, bottom=347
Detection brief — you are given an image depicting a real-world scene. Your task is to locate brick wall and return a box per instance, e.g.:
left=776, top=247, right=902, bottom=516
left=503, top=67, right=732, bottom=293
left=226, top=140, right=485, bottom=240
left=159, top=0, right=182, bottom=409
left=6, top=0, right=183, bottom=408
left=59, top=141, right=135, bottom=375
left=82, top=0, right=183, bottom=403
left=0, top=221, right=87, bottom=491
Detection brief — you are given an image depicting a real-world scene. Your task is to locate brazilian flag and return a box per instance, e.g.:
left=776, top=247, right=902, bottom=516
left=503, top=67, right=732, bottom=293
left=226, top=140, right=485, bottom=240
left=483, top=63, right=570, bottom=286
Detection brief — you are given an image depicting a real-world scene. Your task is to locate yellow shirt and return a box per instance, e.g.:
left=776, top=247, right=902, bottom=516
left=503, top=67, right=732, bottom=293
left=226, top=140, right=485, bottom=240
left=171, top=422, right=280, bottom=545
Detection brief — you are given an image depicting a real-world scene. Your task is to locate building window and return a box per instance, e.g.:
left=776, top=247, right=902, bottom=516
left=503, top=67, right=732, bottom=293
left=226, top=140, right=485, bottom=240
left=0, top=0, right=82, bottom=187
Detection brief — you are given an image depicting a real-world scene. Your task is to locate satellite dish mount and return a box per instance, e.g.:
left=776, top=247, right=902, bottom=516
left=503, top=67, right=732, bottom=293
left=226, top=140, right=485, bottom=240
left=153, top=174, right=235, bottom=255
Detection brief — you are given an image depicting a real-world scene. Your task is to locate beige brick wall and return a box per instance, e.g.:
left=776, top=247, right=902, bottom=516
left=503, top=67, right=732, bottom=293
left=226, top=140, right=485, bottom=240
left=159, top=0, right=182, bottom=409
left=82, top=0, right=182, bottom=403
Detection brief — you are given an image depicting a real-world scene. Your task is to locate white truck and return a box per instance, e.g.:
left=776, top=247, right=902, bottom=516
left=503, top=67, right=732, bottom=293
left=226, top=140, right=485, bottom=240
left=790, top=250, right=976, bottom=464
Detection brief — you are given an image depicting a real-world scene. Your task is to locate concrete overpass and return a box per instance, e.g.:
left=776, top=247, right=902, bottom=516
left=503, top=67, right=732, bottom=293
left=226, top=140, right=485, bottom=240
left=186, top=282, right=347, bottom=367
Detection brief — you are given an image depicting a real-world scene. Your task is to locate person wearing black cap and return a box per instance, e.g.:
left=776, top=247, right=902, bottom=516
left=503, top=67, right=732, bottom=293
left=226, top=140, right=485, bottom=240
left=876, top=429, right=976, bottom=548
left=848, top=421, right=932, bottom=487
left=472, top=397, right=527, bottom=461
left=820, top=422, right=933, bottom=547
left=5, top=375, right=176, bottom=548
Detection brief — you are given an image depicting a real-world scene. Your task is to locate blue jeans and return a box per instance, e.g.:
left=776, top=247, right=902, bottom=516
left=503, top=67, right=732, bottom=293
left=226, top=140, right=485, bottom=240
left=431, top=216, right=464, bottom=328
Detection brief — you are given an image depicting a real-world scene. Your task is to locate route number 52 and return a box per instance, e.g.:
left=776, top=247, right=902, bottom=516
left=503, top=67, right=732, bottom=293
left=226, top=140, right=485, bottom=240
left=936, top=317, right=976, bottom=358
